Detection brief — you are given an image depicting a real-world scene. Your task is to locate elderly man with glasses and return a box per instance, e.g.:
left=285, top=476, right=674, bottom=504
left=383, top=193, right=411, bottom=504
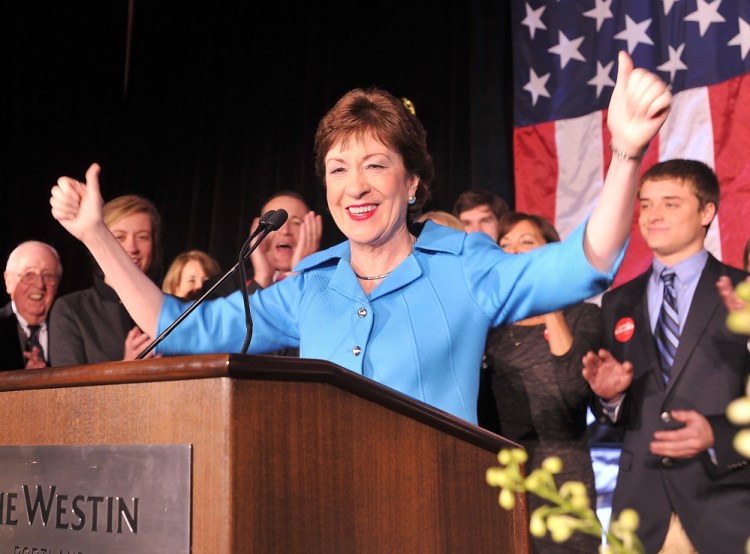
left=1, top=241, right=62, bottom=370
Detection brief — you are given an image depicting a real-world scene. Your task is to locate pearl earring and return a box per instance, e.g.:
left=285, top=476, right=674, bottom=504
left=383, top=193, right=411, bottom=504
left=408, top=195, right=417, bottom=205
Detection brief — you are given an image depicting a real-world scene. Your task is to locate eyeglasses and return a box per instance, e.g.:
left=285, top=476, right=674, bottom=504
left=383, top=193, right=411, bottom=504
left=10, top=271, right=60, bottom=286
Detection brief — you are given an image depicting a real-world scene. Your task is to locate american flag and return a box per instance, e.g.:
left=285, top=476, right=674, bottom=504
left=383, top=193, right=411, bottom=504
left=511, top=0, right=750, bottom=286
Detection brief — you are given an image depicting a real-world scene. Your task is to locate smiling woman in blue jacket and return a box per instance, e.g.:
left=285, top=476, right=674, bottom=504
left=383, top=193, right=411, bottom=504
left=50, top=52, right=670, bottom=424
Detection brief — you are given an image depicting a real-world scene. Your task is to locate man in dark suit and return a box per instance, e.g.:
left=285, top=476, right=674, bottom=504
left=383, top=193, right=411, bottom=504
left=1, top=241, right=62, bottom=370
left=201, top=191, right=322, bottom=296
left=583, top=159, right=749, bottom=553
left=248, top=191, right=322, bottom=287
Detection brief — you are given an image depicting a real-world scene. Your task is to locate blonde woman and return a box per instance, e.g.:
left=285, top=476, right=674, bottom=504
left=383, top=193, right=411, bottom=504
left=162, top=250, right=220, bottom=300
left=416, top=210, right=464, bottom=231
left=49, top=194, right=162, bottom=366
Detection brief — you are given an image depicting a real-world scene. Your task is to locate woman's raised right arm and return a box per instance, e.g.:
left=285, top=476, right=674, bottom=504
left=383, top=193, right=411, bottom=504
left=50, top=163, right=164, bottom=337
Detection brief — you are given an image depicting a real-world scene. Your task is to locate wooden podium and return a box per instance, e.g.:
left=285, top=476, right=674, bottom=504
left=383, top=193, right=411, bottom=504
left=0, top=354, right=529, bottom=553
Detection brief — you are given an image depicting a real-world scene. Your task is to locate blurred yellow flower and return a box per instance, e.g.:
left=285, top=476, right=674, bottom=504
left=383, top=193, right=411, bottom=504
left=725, top=281, right=750, bottom=471
left=486, top=448, right=644, bottom=554
left=733, top=429, right=750, bottom=458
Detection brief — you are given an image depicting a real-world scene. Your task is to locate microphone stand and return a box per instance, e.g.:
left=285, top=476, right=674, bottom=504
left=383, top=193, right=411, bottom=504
left=136, top=211, right=280, bottom=360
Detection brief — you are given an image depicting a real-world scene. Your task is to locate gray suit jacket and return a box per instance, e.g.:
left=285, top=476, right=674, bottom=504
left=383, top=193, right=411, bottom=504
left=602, top=255, right=749, bottom=553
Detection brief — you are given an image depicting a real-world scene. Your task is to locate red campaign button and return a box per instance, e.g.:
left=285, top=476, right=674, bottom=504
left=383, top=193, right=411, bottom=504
left=614, top=317, right=635, bottom=342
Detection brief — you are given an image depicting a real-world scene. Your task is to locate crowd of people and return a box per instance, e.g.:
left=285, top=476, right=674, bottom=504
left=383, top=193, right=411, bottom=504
left=2, top=51, right=749, bottom=552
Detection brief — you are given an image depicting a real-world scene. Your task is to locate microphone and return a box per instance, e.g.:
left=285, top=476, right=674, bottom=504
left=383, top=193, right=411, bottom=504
left=265, top=209, right=288, bottom=231
left=135, top=209, right=287, bottom=359
left=247, top=209, right=277, bottom=242
left=259, top=209, right=277, bottom=227
left=238, top=208, right=287, bottom=353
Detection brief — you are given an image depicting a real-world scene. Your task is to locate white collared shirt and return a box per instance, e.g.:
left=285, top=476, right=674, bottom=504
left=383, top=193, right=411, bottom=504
left=11, top=301, right=49, bottom=360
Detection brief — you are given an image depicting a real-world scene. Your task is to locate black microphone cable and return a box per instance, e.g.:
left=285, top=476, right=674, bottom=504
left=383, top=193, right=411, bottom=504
left=239, top=209, right=288, bottom=354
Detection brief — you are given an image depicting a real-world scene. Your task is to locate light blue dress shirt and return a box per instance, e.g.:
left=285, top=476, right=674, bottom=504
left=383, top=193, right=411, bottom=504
left=647, top=249, right=708, bottom=334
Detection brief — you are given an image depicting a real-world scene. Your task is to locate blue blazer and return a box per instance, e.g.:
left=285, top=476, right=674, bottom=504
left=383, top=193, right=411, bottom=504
left=158, top=220, right=619, bottom=423
left=602, top=254, right=749, bottom=553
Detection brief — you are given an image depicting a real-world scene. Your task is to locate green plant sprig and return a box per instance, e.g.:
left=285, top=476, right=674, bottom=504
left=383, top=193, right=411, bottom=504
left=486, top=448, right=643, bottom=554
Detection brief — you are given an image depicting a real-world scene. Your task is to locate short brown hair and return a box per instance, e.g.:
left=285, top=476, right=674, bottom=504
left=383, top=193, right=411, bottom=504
left=452, top=189, right=509, bottom=221
left=314, top=88, right=434, bottom=221
left=640, top=159, right=720, bottom=214
left=261, top=190, right=309, bottom=213
left=497, top=212, right=560, bottom=244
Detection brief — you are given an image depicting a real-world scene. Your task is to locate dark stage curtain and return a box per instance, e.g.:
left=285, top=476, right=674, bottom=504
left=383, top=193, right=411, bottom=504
left=2, top=1, right=513, bottom=300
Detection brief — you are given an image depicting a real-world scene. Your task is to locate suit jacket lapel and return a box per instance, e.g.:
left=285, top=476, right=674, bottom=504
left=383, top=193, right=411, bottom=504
left=666, top=255, right=721, bottom=390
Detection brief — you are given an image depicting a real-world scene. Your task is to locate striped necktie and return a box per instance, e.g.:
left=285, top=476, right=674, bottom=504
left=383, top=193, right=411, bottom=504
left=654, top=269, right=679, bottom=383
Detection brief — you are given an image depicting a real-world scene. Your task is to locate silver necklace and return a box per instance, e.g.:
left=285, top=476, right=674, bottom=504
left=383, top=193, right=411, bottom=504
left=353, top=270, right=391, bottom=281
left=351, top=234, right=414, bottom=282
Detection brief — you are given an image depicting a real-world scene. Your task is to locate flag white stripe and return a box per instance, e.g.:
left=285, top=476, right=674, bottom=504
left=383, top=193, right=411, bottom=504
left=554, top=112, right=604, bottom=240
left=658, top=87, right=723, bottom=260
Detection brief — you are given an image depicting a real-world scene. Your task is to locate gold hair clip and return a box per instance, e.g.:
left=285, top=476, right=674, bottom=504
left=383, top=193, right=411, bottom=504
left=401, top=97, right=416, bottom=116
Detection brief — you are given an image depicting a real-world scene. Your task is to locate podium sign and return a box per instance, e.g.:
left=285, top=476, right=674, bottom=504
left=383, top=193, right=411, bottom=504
left=0, top=445, right=191, bottom=554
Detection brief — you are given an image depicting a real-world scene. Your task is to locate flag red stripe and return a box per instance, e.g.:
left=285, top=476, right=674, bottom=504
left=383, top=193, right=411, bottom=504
left=710, top=74, right=750, bottom=270
left=513, top=120, right=557, bottom=224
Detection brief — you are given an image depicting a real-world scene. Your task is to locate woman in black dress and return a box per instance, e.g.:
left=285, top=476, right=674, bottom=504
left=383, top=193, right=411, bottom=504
left=483, top=212, right=602, bottom=553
